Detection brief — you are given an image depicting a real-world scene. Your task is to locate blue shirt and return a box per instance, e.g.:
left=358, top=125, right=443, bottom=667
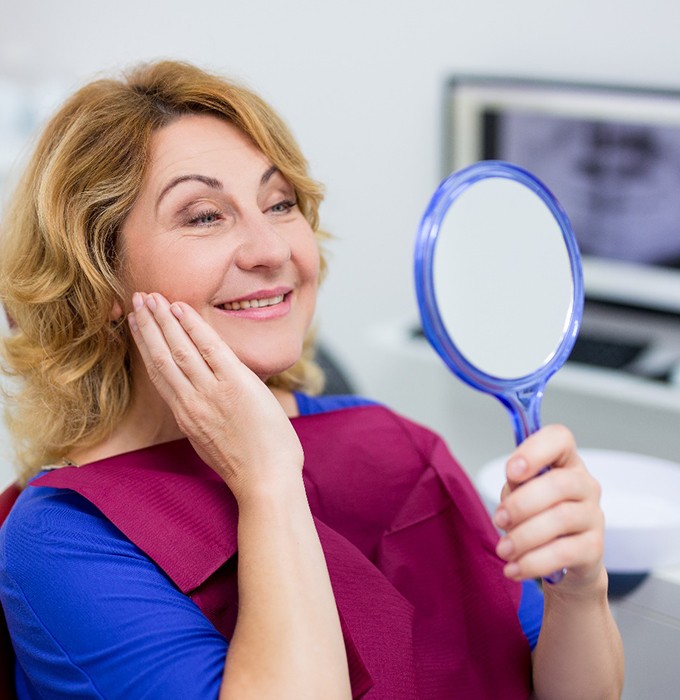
left=0, top=393, right=542, bottom=698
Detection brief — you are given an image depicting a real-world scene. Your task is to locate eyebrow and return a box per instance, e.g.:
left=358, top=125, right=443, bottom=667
left=260, top=165, right=279, bottom=185
left=156, top=165, right=281, bottom=210
left=156, top=174, right=222, bottom=210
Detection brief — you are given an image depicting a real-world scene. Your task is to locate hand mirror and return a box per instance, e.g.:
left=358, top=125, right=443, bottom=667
left=414, top=160, right=584, bottom=584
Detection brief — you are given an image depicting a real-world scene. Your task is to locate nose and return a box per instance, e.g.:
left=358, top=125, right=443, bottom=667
left=235, top=213, right=292, bottom=271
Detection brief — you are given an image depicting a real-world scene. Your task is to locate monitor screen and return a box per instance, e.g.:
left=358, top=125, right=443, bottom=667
left=445, top=77, right=680, bottom=313
left=484, top=109, right=680, bottom=268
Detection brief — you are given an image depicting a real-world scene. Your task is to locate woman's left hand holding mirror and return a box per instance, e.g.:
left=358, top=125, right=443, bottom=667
left=493, top=425, right=605, bottom=588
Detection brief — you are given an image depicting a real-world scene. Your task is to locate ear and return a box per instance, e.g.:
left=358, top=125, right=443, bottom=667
left=109, top=298, right=125, bottom=321
left=2, top=306, right=17, bottom=331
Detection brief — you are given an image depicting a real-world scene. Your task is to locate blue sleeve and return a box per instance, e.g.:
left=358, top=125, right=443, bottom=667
left=518, top=579, right=543, bottom=651
left=294, top=392, right=378, bottom=416
left=0, top=486, right=227, bottom=699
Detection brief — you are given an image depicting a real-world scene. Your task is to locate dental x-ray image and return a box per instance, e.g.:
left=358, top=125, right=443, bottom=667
left=485, top=110, right=680, bottom=267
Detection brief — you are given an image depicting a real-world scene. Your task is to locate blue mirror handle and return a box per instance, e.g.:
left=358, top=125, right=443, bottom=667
left=501, top=384, right=544, bottom=445
left=502, top=387, right=566, bottom=584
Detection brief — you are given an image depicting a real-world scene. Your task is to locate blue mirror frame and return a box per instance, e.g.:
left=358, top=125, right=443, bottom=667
left=414, top=161, right=584, bottom=445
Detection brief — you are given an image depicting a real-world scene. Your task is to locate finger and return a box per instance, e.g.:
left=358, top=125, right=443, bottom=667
left=500, top=529, right=604, bottom=582
left=506, top=424, right=580, bottom=487
left=496, top=500, right=603, bottom=564
left=494, top=467, right=598, bottom=529
left=128, top=293, right=193, bottom=399
left=168, top=300, right=245, bottom=381
left=143, top=293, right=217, bottom=388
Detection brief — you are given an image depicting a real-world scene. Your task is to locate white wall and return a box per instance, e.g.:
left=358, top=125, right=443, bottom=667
left=1, top=0, right=679, bottom=485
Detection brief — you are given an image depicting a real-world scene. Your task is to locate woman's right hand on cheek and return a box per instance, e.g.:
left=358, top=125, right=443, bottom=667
left=127, top=292, right=304, bottom=500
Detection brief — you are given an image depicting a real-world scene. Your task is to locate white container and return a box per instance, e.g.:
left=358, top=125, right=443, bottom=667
left=475, top=448, right=680, bottom=573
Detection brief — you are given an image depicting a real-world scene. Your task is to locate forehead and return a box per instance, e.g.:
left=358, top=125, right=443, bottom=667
left=146, top=114, right=269, bottom=182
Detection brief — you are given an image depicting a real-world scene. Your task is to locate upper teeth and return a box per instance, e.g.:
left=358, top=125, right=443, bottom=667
left=221, top=294, right=285, bottom=310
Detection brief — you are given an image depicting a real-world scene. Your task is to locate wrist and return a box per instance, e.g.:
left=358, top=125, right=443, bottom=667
left=235, top=471, right=308, bottom=513
left=544, top=564, right=609, bottom=606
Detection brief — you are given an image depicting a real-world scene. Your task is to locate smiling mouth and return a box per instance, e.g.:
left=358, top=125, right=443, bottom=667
left=217, top=293, right=286, bottom=311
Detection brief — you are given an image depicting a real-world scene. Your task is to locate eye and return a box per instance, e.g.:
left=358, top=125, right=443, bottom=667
left=187, top=208, right=223, bottom=226
left=269, top=199, right=297, bottom=214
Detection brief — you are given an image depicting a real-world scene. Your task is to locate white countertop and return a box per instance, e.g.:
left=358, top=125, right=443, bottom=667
left=655, top=564, right=680, bottom=585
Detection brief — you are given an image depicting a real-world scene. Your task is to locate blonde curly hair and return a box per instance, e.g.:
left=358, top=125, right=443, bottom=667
left=0, top=60, right=327, bottom=483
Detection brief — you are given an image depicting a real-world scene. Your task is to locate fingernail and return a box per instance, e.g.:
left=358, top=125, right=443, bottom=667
left=496, top=537, right=514, bottom=560
left=494, top=508, right=510, bottom=529
left=132, top=293, right=143, bottom=311
left=508, top=457, right=528, bottom=480
left=170, top=303, right=183, bottom=319
left=504, top=562, right=521, bottom=579
left=145, top=294, right=157, bottom=312
left=127, top=313, right=138, bottom=333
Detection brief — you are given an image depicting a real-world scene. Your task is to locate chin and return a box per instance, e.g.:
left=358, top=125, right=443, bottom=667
left=239, top=349, right=302, bottom=382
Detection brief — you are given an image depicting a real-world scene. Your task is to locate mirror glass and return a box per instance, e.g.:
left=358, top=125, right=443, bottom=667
left=433, top=177, right=574, bottom=379
left=414, top=161, right=583, bottom=444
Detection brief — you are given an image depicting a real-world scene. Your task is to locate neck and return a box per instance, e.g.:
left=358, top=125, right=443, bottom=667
left=67, top=369, right=299, bottom=467
left=66, top=385, right=181, bottom=466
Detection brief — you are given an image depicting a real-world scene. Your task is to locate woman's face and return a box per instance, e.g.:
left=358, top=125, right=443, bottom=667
left=118, top=114, right=320, bottom=380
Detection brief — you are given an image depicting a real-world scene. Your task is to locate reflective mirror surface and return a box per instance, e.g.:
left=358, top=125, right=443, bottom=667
left=434, top=176, right=574, bottom=379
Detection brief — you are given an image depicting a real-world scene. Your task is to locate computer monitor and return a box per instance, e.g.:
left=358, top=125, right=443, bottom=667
left=444, top=76, right=680, bottom=315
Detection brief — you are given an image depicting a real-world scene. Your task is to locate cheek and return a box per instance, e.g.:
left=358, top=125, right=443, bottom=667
left=300, top=232, right=322, bottom=287
left=120, top=238, right=201, bottom=303
left=307, top=249, right=321, bottom=288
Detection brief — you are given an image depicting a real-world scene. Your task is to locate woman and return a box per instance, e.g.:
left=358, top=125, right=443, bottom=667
left=0, top=60, right=623, bottom=698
